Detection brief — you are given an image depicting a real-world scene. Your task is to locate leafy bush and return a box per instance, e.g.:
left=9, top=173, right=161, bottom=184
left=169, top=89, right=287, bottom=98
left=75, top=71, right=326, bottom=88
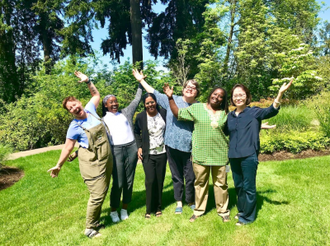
left=305, top=90, right=330, bottom=137
left=0, top=58, right=174, bottom=151
left=262, top=104, right=315, bottom=132
left=260, top=131, right=330, bottom=154
left=0, top=144, right=12, bottom=164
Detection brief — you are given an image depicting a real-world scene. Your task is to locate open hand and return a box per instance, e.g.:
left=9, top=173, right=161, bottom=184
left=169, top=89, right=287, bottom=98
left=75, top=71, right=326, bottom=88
left=279, top=79, right=293, bottom=94
left=132, top=69, right=147, bottom=82
left=261, top=122, right=276, bottom=129
left=74, top=71, right=89, bottom=83
left=47, top=166, right=61, bottom=178
left=163, top=83, right=174, bottom=99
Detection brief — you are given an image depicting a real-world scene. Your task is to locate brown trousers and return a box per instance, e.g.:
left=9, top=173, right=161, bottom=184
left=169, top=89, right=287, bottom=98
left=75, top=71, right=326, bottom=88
left=193, top=163, right=229, bottom=217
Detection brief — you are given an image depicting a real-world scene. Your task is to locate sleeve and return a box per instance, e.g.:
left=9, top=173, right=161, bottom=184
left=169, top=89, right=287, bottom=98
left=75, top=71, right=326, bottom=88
left=153, top=90, right=170, bottom=110
left=85, top=100, right=97, bottom=115
left=66, top=123, right=80, bottom=141
left=123, top=84, right=143, bottom=119
left=178, top=104, right=196, bottom=122
left=253, top=104, right=280, bottom=121
left=134, top=114, right=143, bottom=148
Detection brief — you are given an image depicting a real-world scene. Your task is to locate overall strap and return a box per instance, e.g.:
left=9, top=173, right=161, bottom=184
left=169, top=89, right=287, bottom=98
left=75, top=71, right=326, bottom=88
left=75, top=111, right=111, bottom=136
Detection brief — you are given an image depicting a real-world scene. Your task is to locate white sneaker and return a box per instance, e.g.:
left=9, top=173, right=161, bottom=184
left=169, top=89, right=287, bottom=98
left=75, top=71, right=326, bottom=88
left=120, top=209, right=129, bottom=221
left=110, top=211, right=120, bottom=223
left=84, top=229, right=101, bottom=238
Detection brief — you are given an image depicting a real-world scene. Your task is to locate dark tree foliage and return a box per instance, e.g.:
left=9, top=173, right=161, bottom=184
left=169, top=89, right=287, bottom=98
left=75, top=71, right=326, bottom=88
left=146, top=0, right=210, bottom=77
left=96, top=0, right=157, bottom=66
left=0, top=0, right=40, bottom=103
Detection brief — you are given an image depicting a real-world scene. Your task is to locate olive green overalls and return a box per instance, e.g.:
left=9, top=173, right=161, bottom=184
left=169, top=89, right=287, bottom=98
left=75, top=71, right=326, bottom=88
left=77, top=113, right=113, bottom=229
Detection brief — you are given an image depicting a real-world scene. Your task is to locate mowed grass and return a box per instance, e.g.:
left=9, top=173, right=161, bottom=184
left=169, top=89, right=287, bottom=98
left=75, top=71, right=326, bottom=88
left=1, top=151, right=330, bottom=246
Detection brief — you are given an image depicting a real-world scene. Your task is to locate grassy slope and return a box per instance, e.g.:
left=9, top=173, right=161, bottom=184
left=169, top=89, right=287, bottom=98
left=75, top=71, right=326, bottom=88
left=0, top=151, right=329, bottom=246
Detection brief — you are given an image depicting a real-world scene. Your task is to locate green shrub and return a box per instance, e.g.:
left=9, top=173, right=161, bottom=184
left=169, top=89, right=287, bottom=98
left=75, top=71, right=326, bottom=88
left=260, top=130, right=330, bottom=154
left=305, top=90, right=330, bottom=137
left=0, top=58, right=173, bottom=151
left=263, top=104, right=315, bottom=132
left=0, top=144, right=12, bottom=163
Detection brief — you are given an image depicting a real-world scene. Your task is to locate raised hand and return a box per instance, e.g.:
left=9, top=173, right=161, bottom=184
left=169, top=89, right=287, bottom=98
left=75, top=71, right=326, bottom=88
left=163, top=83, right=174, bottom=99
left=74, top=71, right=89, bottom=83
left=279, top=79, right=293, bottom=94
left=132, top=69, right=147, bottom=82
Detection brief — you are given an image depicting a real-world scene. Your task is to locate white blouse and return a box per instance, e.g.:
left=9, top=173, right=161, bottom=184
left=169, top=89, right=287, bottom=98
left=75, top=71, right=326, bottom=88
left=147, top=112, right=166, bottom=155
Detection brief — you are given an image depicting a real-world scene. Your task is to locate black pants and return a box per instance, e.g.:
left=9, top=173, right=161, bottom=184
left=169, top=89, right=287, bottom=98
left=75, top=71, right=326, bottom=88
left=143, top=153, right=167, bottom=214
left=166, top=146, right=195, bottom=204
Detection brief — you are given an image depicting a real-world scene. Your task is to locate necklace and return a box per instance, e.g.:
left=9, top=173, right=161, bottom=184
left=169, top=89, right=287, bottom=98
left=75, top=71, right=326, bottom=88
left=204, top=104, right=222, bottom=129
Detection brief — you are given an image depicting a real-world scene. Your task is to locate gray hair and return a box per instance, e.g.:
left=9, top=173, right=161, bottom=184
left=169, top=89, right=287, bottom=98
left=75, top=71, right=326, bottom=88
left=103, top=94, right=116, bottom=105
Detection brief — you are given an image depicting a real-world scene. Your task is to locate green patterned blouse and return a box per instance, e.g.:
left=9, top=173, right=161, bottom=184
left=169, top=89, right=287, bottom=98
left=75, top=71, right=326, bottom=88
left=178, top=103, right=229, bottom=166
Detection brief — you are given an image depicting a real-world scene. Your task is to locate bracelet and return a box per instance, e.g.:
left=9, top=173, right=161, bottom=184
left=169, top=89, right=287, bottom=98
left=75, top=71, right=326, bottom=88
left=85, top=79, right=91, bottom=84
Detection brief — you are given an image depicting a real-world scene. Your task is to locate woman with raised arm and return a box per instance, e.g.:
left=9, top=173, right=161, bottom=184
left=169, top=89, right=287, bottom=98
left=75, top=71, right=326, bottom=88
left=226, top=81, right=292, bottom=226
left=164, top=84, right=231, bottom=223
left=102, top=84, right=143, bottom=223
left=48, top=71, right=113, bottom=238
left=134, top=93, right=167, bottom=218
left=133, top=69, right=197, bottom=214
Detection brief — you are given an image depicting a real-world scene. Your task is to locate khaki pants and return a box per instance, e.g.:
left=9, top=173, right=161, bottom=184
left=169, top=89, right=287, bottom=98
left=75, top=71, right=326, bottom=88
left=193, top=163, right=229, bottom=217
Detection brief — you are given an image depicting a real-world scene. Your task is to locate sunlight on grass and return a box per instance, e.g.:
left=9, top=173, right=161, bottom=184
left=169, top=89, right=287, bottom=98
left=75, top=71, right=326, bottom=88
left=0, top=151, right=330, bottom=245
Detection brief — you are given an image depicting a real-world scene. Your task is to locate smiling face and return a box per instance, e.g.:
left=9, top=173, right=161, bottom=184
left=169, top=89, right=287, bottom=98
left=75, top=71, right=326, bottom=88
left=145, top=96, right=157, bottom=116
left=183, top=81, right=198, bottom=99
left=209, top=88, right=225, bottom=108
left=232, top=87, right=247, bottom=107
left=65, top=100, right=86, bottom=120
left=105, top=96, right=119, bottom=113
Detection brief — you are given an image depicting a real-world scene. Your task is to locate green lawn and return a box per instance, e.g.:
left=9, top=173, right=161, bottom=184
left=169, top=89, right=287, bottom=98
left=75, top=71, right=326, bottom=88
left=1, top=151, right=330, bottom=246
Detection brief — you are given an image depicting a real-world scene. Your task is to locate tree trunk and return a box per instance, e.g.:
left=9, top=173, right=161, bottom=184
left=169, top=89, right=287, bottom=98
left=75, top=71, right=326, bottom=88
left=223, top=0, right=237, bottom=78
left=130, top=0, right=143, bottom=69
left=40, top=13, right=52, bottom=74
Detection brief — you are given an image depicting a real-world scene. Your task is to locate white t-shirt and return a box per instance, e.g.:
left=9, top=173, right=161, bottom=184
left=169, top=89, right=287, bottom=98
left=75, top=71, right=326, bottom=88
left=103, top=111, right=134, bottom=145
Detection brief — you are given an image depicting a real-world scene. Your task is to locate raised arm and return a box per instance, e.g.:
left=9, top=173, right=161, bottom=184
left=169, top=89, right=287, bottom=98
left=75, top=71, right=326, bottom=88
left=273, top=79, right=293, bottom=108
left=132, top=69, right=155, bottom=93
left=47, top=138, right=76, bottom=178
left=163, top=83, right=179, bottom=118
left=74, top=71, right=100, bottom=108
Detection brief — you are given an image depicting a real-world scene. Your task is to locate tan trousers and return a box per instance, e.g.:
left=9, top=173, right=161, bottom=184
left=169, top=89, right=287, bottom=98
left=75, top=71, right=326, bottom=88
left=193, top=163, right=229, bottom=217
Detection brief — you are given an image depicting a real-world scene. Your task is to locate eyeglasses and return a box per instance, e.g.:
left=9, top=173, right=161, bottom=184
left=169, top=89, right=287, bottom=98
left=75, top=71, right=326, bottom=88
left=185, top=86, right=197, bottom=91
left=233, top=94, right=246, bottom=99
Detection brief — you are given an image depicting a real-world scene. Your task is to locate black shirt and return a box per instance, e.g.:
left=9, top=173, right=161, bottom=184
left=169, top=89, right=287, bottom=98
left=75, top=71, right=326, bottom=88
left=225, top=104, right=279, bottom=158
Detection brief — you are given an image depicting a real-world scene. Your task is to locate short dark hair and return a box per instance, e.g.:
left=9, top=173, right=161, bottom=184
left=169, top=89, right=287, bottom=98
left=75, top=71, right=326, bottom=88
left=62, top=96, right=78, bottom=110
left=182, top=79, right=201, bottom=98
left=207, top=87, right=229, bottom=114
left=230, top=84, right=252, bottom=106
left=142, top=93, right=160, bottom=111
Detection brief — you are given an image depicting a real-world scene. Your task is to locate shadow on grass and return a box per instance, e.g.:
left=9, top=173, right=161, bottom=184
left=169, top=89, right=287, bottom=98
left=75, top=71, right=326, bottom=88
left=256, top=189, right=290, bottom=218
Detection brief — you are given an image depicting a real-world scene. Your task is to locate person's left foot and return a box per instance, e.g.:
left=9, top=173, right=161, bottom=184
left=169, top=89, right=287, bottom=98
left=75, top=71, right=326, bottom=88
left=155, top=211, right=162, bottom=217
left=120, top=209, right=129, bottom=220
left=84, top=229, right=101, bottom=238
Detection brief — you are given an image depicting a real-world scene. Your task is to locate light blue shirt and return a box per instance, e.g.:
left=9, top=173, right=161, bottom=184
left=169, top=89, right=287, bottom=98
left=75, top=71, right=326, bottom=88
left=154, top=90, right=194, bottom=153
left=66, top=101, right=101, bottom=148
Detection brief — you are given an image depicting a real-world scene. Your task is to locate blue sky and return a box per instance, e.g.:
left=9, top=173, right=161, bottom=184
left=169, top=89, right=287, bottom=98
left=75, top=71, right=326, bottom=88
left=91, top=0, right=330, bottom=70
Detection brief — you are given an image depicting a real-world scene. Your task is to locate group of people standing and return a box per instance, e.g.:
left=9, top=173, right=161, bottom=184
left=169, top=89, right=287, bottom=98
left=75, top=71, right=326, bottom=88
left=48, top=70, right=292, bottom=238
